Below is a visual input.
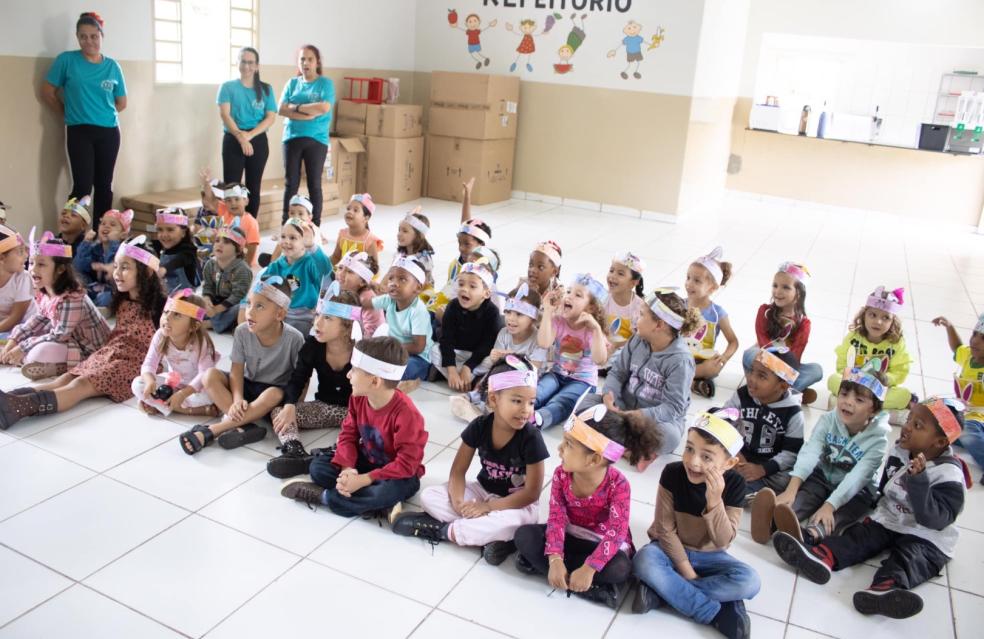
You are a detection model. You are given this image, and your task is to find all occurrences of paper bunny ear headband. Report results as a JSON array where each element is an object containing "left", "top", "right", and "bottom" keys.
[
  {"left": 252, "top": 275, "right": 291, "bottom": 309},
  {"left": 488, "top": 355, "right": 538, "bottom": 392},
  {"left": 28, "top": 227, "right": 72, "bottom": 258},
  {"left": 62, "top": 196, "right": 91, "bottom": 226},
  {"left": 866, "top": 286, "right": 905, "bottom": 315},
  {"left": 572, "top": 273, "right": 608, "bottom": 304},
  {"left": 500, "top": 282, "right": 538, "bottom": 319},
  {"left": 924, "top": 396, "right": 965, "bottom": 444},
  {"left": 842, "top": 357, "right": 888, "bottom": 402},
  {"left": 564, "top": 403, "right": 625, "bottom": 462},
  {"left": 694, "top": 246, "right": 725, "bottom": 285},
  {"left": 974, "top": 313, "right": 984, "bottom": 335},
  {"left": 778, "top": 261, "right": 810, "bottom": 284},
  {"left": 164, "top": 289, "right": 206, "bottom": 321},
  {"left": 339, "top": 250, "right": 374, "bottom": 284},
  {"left": 954, "top": 376, "right": 974, "bottom": 404},
  {"left": 0, "top": 224, "right": 25, "bottom": 254},
  {"left": 691, "top": 408, "right": 744, "bottom": 457},
  {"left": 102, "top": 209, "right": 134, "bottom": 233},
  {"left": 116, "top": 235, "right": 159, "bottom": 271},
  {"left": 317, "top": 280, "right": 364, "bottom": 342}
]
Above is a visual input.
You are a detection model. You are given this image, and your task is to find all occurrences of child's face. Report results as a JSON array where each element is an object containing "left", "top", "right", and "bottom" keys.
[
  {"left": 99, "top": 217, "right": 124, "bottom": 242},
  {"left": 113, "top": 256, "right": 139, "bottom": 293},
  {"left": 224, "top": 195, "right": 246, "bottom": 215},
  {"left": 386, "top": 267, "right": 422, "bottom": 305},
  {"left": 156, "top": 222, "right": 184, "bottom": 249},
  {"left": 344, "top": 201, "right": 369, "bottom": 231},
  {"left": 635, "top": 306, "right": 665, "bottom": 345},
  {"left": 160, "top": 308, "right": 194, "bottom": 338},
  {"left": 504, "top": 309, "right": 534, "bottom": 336},
  {"left": 58, "top": 209, "right": 86, "bottom": 236},
  {"left": 527, "top": 250, "right": 557, "bottom": 293},
  {"left": 279, "top": 224, "right": 305, "bottom": 260},
  {"left": 746, "top": 360, "right": 788, "bottom": 404},
  {"left": 520, "top": 21, "right": 536, "bottom": 34},
  {"left": 29, "top": 255, "right": 57, "bottom": 292},
  {"left": 900, "top": 403, "right": 947, "bottom": 455},
  {"left": 288, "top": 205, "right": 312, "bottom": 222},
  {"left": 557, "top": 432, "right": 598, "bottom": 473},
  {"left": 336, "top": 264, "right": 367, "bottom": 293},
  {"left": 862, "top": 307, "right": 893, "bottom": 342},
  {"left": 682, "top": 430, "right": 737, "bottom": 484},
  {"left": 836, "top": 386, "right": 876, "bottom": 430},
  {"left": 970, "top": 331, "right": 984, "bottom": 365},
  {"left": 397, "top": 221, "right": 416, "bottom": 249},
  {"left": 488, "top": 386, "right": 536, "bottom": 431},
  {"left": 457, "top": 232, "right": 481, "bottom": 260},
  {"left": 456, "top": 272, "right": 489, "bottom": 310},
  {"left": 771, "top": 272, "right": 798, "bottom": 309},
  {"left": 0, "top": 246, "right": 26, "bottom": 275},
  {"left": 607, "top": 262, "right": 635, "bottom": 296},
  {"left": 685, "top": 263, "right": 716, "bottom": 300},
  {"left": 561, "top": 284, "right": 591, "bottom": 321},
  {"left": 212, "top": 237, "right": 238, "bottom": 261},
  {"left": 624, "top": 22, "right": 642, "bottom": 36},
  {"left": 244, "top": 291, "right": 284, "bottom": 333},
  {"left": 465, "top": 15, "right": 480, "bottom": 29},
  {"left": 312, "top": 313, "right": 346, "bottom": 344},
  {"left": 347, "top": 366, "right": 377, "bottom": 397}
]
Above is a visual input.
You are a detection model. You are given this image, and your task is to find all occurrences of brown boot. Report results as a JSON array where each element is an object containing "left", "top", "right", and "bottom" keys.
[{"left": 0, "top": 389, "right": 58, "bottom": 430}]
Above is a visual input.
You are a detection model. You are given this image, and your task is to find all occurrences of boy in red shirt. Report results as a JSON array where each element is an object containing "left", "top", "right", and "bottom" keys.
[{"left": 281, "top": 336, "right": 427, "bottom": 520}]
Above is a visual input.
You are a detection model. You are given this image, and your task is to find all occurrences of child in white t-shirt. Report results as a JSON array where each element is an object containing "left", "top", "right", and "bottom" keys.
[{"left": 0, "top": 225, "right": 34, "bottom": 340}]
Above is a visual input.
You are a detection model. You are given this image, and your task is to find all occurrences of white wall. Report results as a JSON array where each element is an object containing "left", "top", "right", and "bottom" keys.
[
  {"left": 739, "top": 0, "right": 984, "bottom": 96},
  {"left": 691, "top": 0, "right": 749, "bottom": 99}
]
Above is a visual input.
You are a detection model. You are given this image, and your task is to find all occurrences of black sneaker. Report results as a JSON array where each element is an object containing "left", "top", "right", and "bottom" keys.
[
  {"left": 853, "top": 588, "right": 923, "bottom": 619},
  {"left": 515, "top": 553, "right": 538, "bottom": 575},
  {"left": 632, "top": 580, "right": 662, "bottom": 614},
  {"left": 266, "top": 439, "right": 312, "bottom": 479},
  {"left": 391, "top": 512, "right": 445, "bottom": 543},
  {"left": 310, "top": 445, "right": 336, "bottom": 460},
  {"left": 280, "top": 481, "right": 326, "bottom": 510},
  {"left": 772, "top": 532, "right": 832, "bottom": 585},
  {"left": 576, "top": 582, "right": 621, "bottom": 610},
  {"left": 482, "top": 540, "right": 516, "bottom": 566},
  {"left": 710, "top": 601, "right": 751, "bottom": 639}
]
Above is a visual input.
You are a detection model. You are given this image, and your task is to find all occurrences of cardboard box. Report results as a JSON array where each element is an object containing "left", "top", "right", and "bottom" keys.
[
  {"left": 356, "top": 135, "right": 370, "bottom": 193},
  {"left": 368, "top": 136, "right": 423, "bottom": 205},
  {"left": 365, "top": 104, "right": 423, "bottom": 138},
  {"left": 335, "top": 100, "right": 368, "bottom": 136},
  {"left": 328, "top": 136, "right": 365, "bottom": 203},
  {"left": 426, "top": 135, "right": 515, "bottom": 205},
  {"left": 429, "top": 72, "right": 519, "bottom": 140}
]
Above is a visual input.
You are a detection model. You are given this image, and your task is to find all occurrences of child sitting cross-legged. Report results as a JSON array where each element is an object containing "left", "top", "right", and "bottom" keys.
[
  {"left": 752, "top": 360, "right": 890, "bottom": 545},
  {"left": 773, "top": 397, "right": 970, "bottom": 619},
  {"left": 513, "top": 405, "right": 661, "bottom": 610},
  {"left": 392, "top": 355, "right": 548, "bottom": 566},
  {"left": 280, "top": 336, "right": 428, "bottom": 521},
  {"left": 178, "top": 276, "right": 305, "bottom": 454},
  {"left": 201, "top": 226, "right": 252, "bottom": 333},
  {"left": 632, "top": 410, "right": 761, "bottom": 639}
]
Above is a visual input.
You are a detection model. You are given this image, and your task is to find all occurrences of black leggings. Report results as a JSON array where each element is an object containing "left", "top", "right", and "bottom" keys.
[
  {"left": 66, "top": 124, "right": 121, "bottom": 227},
  {"left": 282, "top": 136, "right": 327, "bottom": 225},
  {"left": 222, "top": 131, "right": 269, "bottom": 217},
  {"left": 514, "top": 524, "right": 633, "bottom": 585}
]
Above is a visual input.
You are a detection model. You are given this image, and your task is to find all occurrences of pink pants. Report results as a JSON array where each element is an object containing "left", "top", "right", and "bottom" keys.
[
  {"left": 24, "top": 342, "right": 72, "bottom": 364},
  {"left": 420, "top": 481, "right": 540, "bottom": 547}
]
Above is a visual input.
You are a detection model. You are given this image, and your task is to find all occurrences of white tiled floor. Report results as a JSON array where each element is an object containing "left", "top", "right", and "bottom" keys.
[{"left": 1, "top": 191, "right": 983, "bottom": 638}]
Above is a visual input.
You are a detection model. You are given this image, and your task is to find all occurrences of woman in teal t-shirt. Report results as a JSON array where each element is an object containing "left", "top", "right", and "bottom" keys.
[
  {"left": 278, "top": 44, "right": 334, "bottom": 226},
  {"left": 41, "top": 12, "right": 127, "bottom": 228},
  {"left": 216, "top": 47, "right": 277, "bottom": 218}
]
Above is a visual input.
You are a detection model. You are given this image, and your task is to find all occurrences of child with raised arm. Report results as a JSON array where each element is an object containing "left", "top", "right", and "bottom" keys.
[
  {"left": 932, "top": 313, "right": 984, "bottom": 481},
  {"left": 200, "top": 168, "right": 261, "bottom": 267}
]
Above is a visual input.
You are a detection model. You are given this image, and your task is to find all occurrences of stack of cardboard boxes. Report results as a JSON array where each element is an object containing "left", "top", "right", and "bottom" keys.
[
  {"left": 426, "top": 72, "right": 519, "bottom": 205},
  {"left": 334, "top": 100, "right": 424, "bottom": 206}
]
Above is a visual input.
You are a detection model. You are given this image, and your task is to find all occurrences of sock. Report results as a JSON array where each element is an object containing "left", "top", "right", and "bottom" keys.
[
  {"left": 869, "top": 578, "right": 896, "bottom": 592},
  {"left": 439, "top": 523, "right": 451, "bottom": 541},
  {"left": 319, "top": 489, "right": 330, "bottom": 506},
  {"left": 809, "top": 544, "right": 836, "bottom": 569}
]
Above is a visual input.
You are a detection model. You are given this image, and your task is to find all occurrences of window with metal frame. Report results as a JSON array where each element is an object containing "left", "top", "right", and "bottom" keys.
[{"left": 154, "top": 0, "right": 258, "bottom": 84}]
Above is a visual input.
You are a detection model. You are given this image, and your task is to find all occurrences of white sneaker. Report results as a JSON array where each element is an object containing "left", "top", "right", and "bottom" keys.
[{"left": 449, "top": 395, "right": 482, "bottom": 422}]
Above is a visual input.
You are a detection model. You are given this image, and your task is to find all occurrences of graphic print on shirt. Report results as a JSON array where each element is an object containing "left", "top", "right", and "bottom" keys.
[
  {"left": 558, "top": 334, "right": 586, "bottom": 376},
  {"left": 285, "top": 274, "right": 301, "bottom": 293},
  {"left": 737, "top": 406, "right": 785, "bottom": 453},
  {"left": 627, "top": 365, "right": 665, "bottom": 402},
  {"left": 481, "top": 456, "right": 526, "bottom": 492},
  {"left": 848, "top": 337, "right": 896, "bottom": 366},
  {"left": 357, "top": 424, "right": 390, "bottom": 467},
  {"left": 821, "top": 431, "right": 865, "bottom": 472}
]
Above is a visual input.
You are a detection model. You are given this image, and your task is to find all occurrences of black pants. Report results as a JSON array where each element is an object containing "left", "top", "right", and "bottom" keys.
[
  {"left": 66, "top": 124, "right": 121, "bottom": 227},
  {"left": 820, "top": 518, "right": 948, "bottom": 589},
  {"left": 514, "top": 524, "right": 632, "bottom": 585},
  {"left": 222, "top": 131, "right": 269, "bottom": 217},
  {"left": 282, "top": 136, "right": 327, "bottom": 225}
]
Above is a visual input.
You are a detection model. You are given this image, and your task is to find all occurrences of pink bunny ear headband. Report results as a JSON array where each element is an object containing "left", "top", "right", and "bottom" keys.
[
  {"left": 350, "top": 193, "right": 376, "bottom": 215},
  {"left": 866, "top": 286, "right": 904, "bottom": 315},
  {"left": 155, "top": 207, "right": 188, "bottom": 227},
  {"left": 164, "top": 288, "right": 206, "bottom": 321},
  {"left": 0, "top": 224, "right": 25, "bottom": 254},
  {"left": 614, "top": 251, "right": 646, "bottom": 274},
  {"left": 488, "top": 355, "right": 538, "bottom": 392},
  {"left": 694, "top": 246, "right": 724, "bottom": 285},
  {"left": 103, "top": 209, "right": 134, "bottom": 233},
  {"left": 459, "top": 219, "right": 491, "bottom": 244},
  {"left": 116, "top": 235, "right": 160, "bottom": 271},
  {"left": 28, "top": 227, "right": 72, "bottom": 258},
  {"left": 339, "top": 250, "right": 374, "bottom": 284},
  {"left": 778, "top": 261, "right": 810, "bottom": 284}
]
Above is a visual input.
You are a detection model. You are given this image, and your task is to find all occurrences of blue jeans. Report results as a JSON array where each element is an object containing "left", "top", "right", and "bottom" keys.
[
  {"left": 402, "top": 354, "right": 430, "bottom": 381},
  {"left": 534, "top": 372, "right": 592, "bottom": 429},
  {"left": 741, "top": 346, "right": 823, "bottom": 392},
  {"left": 634, "top": 542, "right": 761, "bottom": 624},
  {"left": 309, "top": 450, "right": 421, "bottom": 517},
  {"left": 955, "top": 417, "right": 984, "bottom": 471},
  {"left": 210, "top": 305, "right": 240, "bottom": 333}
]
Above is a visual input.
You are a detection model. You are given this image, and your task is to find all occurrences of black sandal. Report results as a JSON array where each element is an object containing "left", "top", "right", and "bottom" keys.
[
  {"left": 217, "top": 423, "right": 267, "bottom": 449},
  {"left": 692, "top": 378, "right": 715, "bottom": 399},
  {"left": 179, "top": 424, "right": 214, "bottom": 455}
]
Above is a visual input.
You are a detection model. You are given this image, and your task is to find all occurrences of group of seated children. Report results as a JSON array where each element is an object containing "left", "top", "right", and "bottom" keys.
[{"left": 0, "top": 178, "right": 979, "bottom": 638}]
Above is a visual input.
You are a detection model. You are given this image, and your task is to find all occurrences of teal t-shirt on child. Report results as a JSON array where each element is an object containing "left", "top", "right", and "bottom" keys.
[
  {"left": 280, "top": 75, "right": 335, "bottom": 145},
  {"left": 45, "top": 50, "right": 127, "bottom": 127},
  {"left": 371, "top": 295, "right": 434, "bottom": 362},
  {"left": 263, "top": 248, "right": 333, "bottom": 310},
  {"left": 216, "top": 80, "right": 277, "bottom": 131}
]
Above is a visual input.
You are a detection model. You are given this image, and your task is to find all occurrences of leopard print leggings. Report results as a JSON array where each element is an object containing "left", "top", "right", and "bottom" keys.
[{"left": 271, "top": 401, "right": 348, "bottom": 444}]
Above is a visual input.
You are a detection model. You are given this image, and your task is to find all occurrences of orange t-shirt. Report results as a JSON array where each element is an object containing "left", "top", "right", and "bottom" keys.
[{"left": 217, "top": 201, "right": 260, "bottom": 266}]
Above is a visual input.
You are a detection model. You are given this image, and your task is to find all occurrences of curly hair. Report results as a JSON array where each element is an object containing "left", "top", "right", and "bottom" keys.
[
  {"left": 650, "top": 291, "right": 702, "bottom": 336},
  {"left": 849, "top": 304, "right": 903, "bottom": 343},
  {"left": 765, "top": 279, "right": 807, "bottom": 342},
  {"left": 586, "top": 410, "right": 662, "bottom": 466},
  {"left": 111, "top": 255, "right": 167, "bottom": 323},
  {"left": 691, "top": 258, "right": 733, "bottom": 287},
  {"left": 584, "top": 295, "right": 609, "bottom": 338}
]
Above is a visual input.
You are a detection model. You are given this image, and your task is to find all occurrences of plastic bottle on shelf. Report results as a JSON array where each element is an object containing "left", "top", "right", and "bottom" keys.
[{"left": 817, "top": 101, "right": 828, "bottom": 139}]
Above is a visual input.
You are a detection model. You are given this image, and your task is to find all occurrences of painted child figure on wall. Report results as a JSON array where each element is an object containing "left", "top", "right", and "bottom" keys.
[
  {"left": 507, "top": 19, "right": 544, "bottom": 73},
  {"left": 607, "top": 20, "right": 650, "bottom": 80},
  {"left": 451, "top": 12, "right": 497, "bottom": 70},
  {"left": 554, "top": 13, "right": 588, "bottom": 74}
]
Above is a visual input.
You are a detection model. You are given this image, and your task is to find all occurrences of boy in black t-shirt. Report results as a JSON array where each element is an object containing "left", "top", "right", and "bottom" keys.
[{"left": 392, "top": 356, "right": 548, "bottom": 565}]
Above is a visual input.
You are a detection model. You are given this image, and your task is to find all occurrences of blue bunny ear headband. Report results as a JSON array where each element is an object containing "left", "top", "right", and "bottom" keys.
[
  {"left": 317, "top": 280, "right": 364, "bottom": 341},
  {"left": 499, "top": 282, "right": 539, "bottom": 319},
  {"left": 572, "top": 273, "right": 608, "bottom": 304},
  {"left": 252, "top": 275, "right": 291, "bottom": 309},
  {"left": 842, "top": 356, "right": 888, "bottom": 402}
]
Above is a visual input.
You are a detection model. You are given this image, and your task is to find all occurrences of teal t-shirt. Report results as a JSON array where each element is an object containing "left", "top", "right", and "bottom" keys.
[
  {"left": 216, "top": 79, "right": 277, "bottom": 132},
  {"left": 371, "top": 295, "right": 434, "bottom": 362},
  {"left": 280, "top": 76, "right": 334, "bottom": 145},
  {"left": 45, "top": 50, "right": 126, "bottom": 127},
  {"left": 263, "top": 247, "right": 333, "bottom": 310}
]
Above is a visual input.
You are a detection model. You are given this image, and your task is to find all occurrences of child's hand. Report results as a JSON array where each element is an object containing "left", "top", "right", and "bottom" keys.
[
  {"left": 462, "top": 177, "right": 476, "bottom": 196},
  {"left": 679, "top": 564, "right": 699, "bottom": 581},
  {"left": 775, "top": 488, "right": 797, "bottom": 506},
  {"left": 273, "top": 404, "right": 296, "bottom": 434},
  {"left": 577, "top": 311, "right": 598, "bottom": 329},
  {"left": 568, "top": 564, "right": 596, "bottom": 593},
  {"left": 908, "top": 452, "right": 927, "bottom": 475},
  {"left": 547, "top": 557, "right": 569, "bottom": 591},
  {"left": 931, "top": 316, "right": 950, "bottom": 328},
  {"left": 143, "top": 378, "right": 157, "bottom": 399},
  {"left": 228, "top": 398, "right": 249, "bottom": 422},
  {"left": 199, "top": 167, "right": 212, "bottom": 186},
  {"left": 736, "top": 462, "right": 766, "bottom": 482},
  {"left": 5, "top": 346, "right": 24, "bottom": 366},
  {"left": 157, "top": 267, "right": 167, "bottom": 278},
  {"left": 603, "top": 391, "right": 622, "bottom": 413},
  {"left": 446, "top": 366, "right": 462, "bottom": 390},
  {"left": 459, "top": 500, "right": 491, "bottom": 519},
  {"left": 459, "top": 366, "right": 473, "bottom": 389},
  {"left": 138, "top": 401, "right": 160, "bottom": 415},
  {"left": 607, "top": 49, "right": 617, "bottom": 58},
  {"left": 809, "top": 502, "right": 836, "bottom": 535},
  {"left": 489, "top": 348, "right": 508, "bottom": 362},
  {"left": 84, "top": 229, "right": 96, "bottom": 242},
  {"left": 703, "top": 466, "right": 725, "bottom": 511},
  {"left": 167, "top": 387, "right": 191, "bottom": 412}
]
